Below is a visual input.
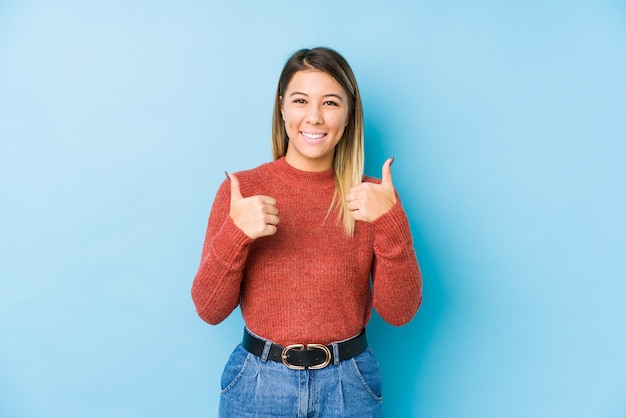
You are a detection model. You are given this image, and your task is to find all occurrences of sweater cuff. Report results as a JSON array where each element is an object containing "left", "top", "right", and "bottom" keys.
[
  {"left": 210, "top": 216, "right": 254, "bottom": 265},
  {"left": 372, "top": 202, "right": 414, "bottom": 250}
]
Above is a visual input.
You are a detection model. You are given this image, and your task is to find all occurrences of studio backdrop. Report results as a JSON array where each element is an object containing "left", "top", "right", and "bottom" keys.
[{"left": 1, "top": 1, "right": 625, "bottom": 417}]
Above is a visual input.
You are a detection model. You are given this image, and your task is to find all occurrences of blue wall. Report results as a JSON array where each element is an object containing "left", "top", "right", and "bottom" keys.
[{"left": 1, "top": 1, "right": 625, "bottom": 417}]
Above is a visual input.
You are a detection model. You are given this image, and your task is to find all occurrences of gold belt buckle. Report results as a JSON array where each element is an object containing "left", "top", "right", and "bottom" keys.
[{"left": 281, "top": 343, "right": 332, "bottom": 370}]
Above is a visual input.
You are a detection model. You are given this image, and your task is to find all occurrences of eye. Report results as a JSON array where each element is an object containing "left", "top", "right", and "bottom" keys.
[
  {"left": 292, "top": 98, "right": 306, "bottom": 104},
  {"left": 324, "top": 100, "right": 339, "bottom": 106}
]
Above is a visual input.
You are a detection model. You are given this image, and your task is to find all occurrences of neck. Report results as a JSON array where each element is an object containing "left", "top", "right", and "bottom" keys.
[{"left": 284, "top": 154, "right": 334, "bottom": 172}]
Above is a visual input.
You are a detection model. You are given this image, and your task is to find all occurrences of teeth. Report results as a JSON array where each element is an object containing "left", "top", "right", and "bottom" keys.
[{"left": 302, "top": 132, "right": 325, "bottom": 139}]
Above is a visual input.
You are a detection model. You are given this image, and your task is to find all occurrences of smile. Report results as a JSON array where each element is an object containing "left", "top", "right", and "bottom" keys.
[{"left": 301, "top": 131, "right": 327, "bottom": 144}]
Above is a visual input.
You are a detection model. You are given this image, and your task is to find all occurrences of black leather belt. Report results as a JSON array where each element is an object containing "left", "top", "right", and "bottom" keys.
[{"left": 242, "top": 328, "right": 368, "bottom": 370}]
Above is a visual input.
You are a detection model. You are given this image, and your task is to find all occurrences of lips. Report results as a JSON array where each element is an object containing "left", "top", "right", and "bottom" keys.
[{"left": 300, "top": 131, "right": 327, "bottom": 144}]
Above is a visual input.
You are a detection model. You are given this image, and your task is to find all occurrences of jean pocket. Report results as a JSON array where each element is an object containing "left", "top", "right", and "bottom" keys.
[
  {"left": 350, "top": 348, "right": 383, "bottom": 401},
  {"left": 220, "top": 344, "right": 252, "bottom": 394}
]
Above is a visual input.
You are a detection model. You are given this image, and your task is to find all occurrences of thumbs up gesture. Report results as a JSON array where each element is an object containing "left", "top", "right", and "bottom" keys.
[
  {"left": 346, "top": 157, "right": 397, "bottom": 223},
  {"left": 226, "top": 172, "right": 279, "bottom": 239}
]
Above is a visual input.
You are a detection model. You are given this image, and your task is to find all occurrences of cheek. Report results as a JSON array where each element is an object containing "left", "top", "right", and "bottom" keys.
[
  {"left": 282, "top": 111, "right": 299, "bottom": 138},
  {"left": 332, "top": 113, "right": 350, "bottom": 133},
  {"left": 337, "top": 126, "right": 347, "bottom": 142},
  {"left": 282, "top": 108, "right": 299, "bottom": 127}
]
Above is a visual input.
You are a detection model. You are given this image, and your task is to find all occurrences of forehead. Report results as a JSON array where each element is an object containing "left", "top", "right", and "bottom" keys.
[{"left": 285, "top": 70, "right": 347, "bottom": 96}]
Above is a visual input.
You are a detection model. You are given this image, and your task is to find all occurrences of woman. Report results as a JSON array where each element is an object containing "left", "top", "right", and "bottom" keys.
[{"left": 192, "top": 47, "right": 422, "bottom": 417}]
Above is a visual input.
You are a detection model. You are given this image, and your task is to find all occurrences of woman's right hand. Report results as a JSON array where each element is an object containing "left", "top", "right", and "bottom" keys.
[{"left": 226, "top": 172, "right": 279, "bottom": 239}]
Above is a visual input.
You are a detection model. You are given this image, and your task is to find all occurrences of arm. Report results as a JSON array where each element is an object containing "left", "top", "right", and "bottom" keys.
[
  {"left": 371, "top": 200, "right": 423, "bottom": 326},
  {"left": 191, "top": 180, "right": 254, "bottom": 324},
  {"left": 346, "top": 157, "right": 422, "bottom": 324}
]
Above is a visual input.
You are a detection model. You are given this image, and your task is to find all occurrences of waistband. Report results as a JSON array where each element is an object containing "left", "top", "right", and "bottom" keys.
[{"left": 241, "top": 328, "right": 368, "bottom": 370}]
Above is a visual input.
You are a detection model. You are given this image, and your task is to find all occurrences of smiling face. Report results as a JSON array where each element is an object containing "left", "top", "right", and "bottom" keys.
[{"left": 281, "top": 70, "right": 350, "bottom": 172}]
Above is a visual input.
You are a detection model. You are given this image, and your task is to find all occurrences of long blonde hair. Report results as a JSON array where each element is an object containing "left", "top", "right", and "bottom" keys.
[{"left": 271, "top": 47, "right": 364, "bottom": 236}]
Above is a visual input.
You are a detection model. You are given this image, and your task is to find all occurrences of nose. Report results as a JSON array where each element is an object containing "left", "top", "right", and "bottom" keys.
[{"left": 306, "top": 104, "right": 323, "bottom": 125}]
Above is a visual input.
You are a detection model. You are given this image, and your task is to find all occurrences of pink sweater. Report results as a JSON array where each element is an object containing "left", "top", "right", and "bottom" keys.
[{"left": 191, "top": 157, "right": 422, "bottom": 346}]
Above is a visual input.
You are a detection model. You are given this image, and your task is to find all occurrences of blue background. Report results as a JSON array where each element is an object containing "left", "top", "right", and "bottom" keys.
[{"left": 1, "top": 1, "right": 625, "bottom": 417}]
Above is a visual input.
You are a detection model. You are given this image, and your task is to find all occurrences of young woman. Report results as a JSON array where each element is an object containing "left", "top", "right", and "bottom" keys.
[{"left": 192, "top": 47, "right": 422, "bottom": 417}]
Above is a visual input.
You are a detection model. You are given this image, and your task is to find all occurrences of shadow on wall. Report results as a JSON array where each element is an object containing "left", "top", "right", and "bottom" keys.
[{"left": 364, "top": 116, "right": 448, "bottom": 416}]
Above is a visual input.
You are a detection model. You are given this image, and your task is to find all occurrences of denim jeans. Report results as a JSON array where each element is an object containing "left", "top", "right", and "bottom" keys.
[{"left": 218, "top": 343, "right": 383, "bottom": 417}]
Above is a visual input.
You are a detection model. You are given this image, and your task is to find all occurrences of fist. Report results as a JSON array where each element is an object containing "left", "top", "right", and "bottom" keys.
[
  {"left": 226, "top": 172, "right": 279, "bottom": 239},
  {"left": 346, "top": 157, "right": 397, "bottom": 222}
]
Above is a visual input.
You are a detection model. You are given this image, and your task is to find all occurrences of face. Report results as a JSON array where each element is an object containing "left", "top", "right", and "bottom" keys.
[{"left": 281, "top": 70, "right": 350, "bottom": 172}]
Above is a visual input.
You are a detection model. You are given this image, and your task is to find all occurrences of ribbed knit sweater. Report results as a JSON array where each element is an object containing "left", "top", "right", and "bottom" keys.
[{"left": 191, "top": 157, "right": 422, "bottom": 346}]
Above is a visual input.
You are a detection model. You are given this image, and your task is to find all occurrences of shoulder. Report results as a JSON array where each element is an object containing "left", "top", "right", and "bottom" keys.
[
  {"left": 232, "top": 160, "right": 275, "bottom": 182},
  {"left": 223, "top": 160, "right": 277, "bottom": 196}
]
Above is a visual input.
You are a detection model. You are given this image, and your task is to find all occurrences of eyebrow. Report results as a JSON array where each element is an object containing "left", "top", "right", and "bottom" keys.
[{"left": 288, "top": 92, "right": 345, "bottom": 101}]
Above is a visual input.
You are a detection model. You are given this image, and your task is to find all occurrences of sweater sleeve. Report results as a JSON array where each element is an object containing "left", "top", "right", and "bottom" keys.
[
  {"left": 370, "top": 196, "right": 423, "bottom": 326},
  {"left": 191, "top": 179, "right": 254, "bottom": 325}
]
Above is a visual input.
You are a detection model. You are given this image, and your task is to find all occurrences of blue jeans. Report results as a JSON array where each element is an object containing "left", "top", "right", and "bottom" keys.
[{"left": 218, "top": 343, "right": 383, "bottom": 417}]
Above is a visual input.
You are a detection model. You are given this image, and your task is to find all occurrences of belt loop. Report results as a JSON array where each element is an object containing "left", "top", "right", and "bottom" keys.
[
  {"left": 261, "top": 340, "right": 272, "bottom": 362},
  {"left": 331, "top": 342, "right": 340, "bottom": 366}
]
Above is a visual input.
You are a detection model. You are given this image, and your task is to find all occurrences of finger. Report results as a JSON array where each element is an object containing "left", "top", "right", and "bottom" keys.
[
  {"left": 262, "top": 224, "right": 278, "bottom": 237},
  {"left": 264, "top": 205, "right": 279, "bottom": 216},
  {"left": 346, "top": 200, "right": 361, "bottom": 211},
  {"left": 350, "top": 209, "right": 365, "bottom": 221},
  {"left": 381, "top": 157, "right": 394, "bottom": 186},
  {"left": 349, "top": 183, "right": 367, "bottom": 193},
  {"left": 264, "top": 214, "right": 280, "bottom": 225},
  {"left": 346, "top": 189, "right": 366, "bottom": 202},
  {"left": 226, "top": 171, "right": 244, "bottom": 203},
  {"left": 259, "top": 195, "right": 277, "bottom": 206},
  {"left": 349, "top": 183, "right": 373, "bottom": 195}
]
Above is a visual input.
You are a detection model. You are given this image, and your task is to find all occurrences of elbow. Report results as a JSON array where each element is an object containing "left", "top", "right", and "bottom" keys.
[
  {"left": 197, "top": 309, "right": 226, "bottom": 326},
  {"left": 379, "top": 293, "right": 422, "bottom": 327},
  {"left": 191, "top": 289, "right": 226, "bottom": 325},
  {"left": 193, "top": 298, "right": 228, "bottom": 325},
  {"left": 191, "top": 287, "right": 236, "bottom": 325},
  {"left": 383, "top": 312, "right": 414, "bottom": 327}
]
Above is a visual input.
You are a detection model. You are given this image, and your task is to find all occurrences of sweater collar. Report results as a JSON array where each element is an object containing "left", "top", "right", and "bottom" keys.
[{"left": 272, "top": 157, "right": 335, "bottom": 190}]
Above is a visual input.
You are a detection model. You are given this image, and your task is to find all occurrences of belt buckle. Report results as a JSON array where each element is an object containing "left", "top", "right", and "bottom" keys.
[{"left": 281, "top": 343, "right": 332, "bottom": 370}]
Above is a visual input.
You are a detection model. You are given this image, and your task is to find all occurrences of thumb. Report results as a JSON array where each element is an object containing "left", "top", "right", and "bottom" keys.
[
  {"left": 381, "top": 156, "right": 394, "bottom": 186},
  {"left": 226, "top": 171, "right": 244, "bottom": 203}
]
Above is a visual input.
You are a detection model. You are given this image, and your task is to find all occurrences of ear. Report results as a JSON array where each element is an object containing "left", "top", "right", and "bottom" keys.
[{"left": 279, "top": 96, "right": 285, "bottom": 120}]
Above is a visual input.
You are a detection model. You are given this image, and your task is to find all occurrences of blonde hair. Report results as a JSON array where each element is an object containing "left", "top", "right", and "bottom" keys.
[{"left": 271, "top": 47, "right": 364, "bottom": 236}]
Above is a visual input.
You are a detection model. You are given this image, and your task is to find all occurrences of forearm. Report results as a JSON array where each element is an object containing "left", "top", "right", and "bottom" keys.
[
  {"left": 191, "top": 181, "right": 254, "bottom": 324},
  {"left": 191, "top": 217, "right": 252, "bottom": 324},
  {"left": 371, "top": 202, "right": 423, "bottom": 325}
]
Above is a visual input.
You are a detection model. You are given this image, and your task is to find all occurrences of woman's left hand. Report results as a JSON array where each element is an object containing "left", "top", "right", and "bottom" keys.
[{"left": 346, "top": 157, "right": 397, "bottom": 223}]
